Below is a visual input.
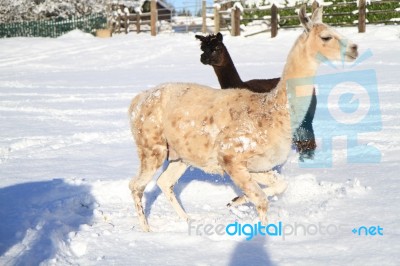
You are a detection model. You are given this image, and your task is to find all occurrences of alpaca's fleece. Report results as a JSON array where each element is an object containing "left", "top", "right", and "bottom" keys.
[{"left": 129, "top": 83, "right": 292, "bottom": 174}]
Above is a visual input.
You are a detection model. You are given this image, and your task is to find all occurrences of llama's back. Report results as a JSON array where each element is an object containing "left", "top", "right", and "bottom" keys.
[
  {"left": 165, "top": 83, "right": 290, "bottom": 172},
  {"left": 244, "top": 78, "right": 281, "bottom": 93},
  {"left": 128, "top": 83, "right": 218, "bottom": 149}
]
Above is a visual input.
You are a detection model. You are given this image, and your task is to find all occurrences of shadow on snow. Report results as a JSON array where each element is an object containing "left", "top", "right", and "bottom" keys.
[
  {"left": 229, "top": 236, "right": 274, "bottom": 266},
  {"left": 143, "top": 160, "right": 284, "bottom": 217},
  {"left": 144, "top": 160, "right": 241, "bottom": 217},
  {"left": 0, "top": 179, "right": 94, "bottom": 264}
]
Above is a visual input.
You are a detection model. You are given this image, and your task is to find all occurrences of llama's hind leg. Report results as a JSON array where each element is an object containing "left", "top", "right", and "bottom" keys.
[
  {"left": 130, "top": 146, "right": 167, "bottom": 232},
  {"left": 130, "top": 171, "right": 154, "bottom": 232},
  {"left": 228, "top": 171, "right": 287, "bottom": 207},
  {"left": 224, "top": 163, "right": 269, "bottom": 225},
  {"left": 156, "top": 161, "right": 189, "bottom": 221}
]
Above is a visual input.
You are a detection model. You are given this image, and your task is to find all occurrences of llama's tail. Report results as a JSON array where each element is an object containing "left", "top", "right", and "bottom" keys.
[{"left": 128, "top": 93, "right": 144, "bottom": 123}]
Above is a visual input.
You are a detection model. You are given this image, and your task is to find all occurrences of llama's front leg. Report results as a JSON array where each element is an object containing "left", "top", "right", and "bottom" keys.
[
  {"left": 295, "top": 92, "right": 317, "bottom": 160},
  {"left": 156, "top": 161, "right": 190, "bottom": 221},
  {"left": 223, "top": 162, "right": 268, "bottom": 225},
  {"left": 228, "top": 171, "right": 288, "bottom": 207}
]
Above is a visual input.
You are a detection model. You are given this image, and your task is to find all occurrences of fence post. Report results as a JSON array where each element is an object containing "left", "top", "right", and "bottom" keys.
[
  {"left": 214, "top": 5, "right": 220, "bottom": 33},
  {"left": 123, "top": 13, "right": 128, "bottom": 34},
  {"left": 312, "top": 0, "right": 319, "bottom": 12},
  {"left": 202, "top": 0, "right": 207, "bottom": 33},
  {"left": 358, "top": 0, "right": 366, "bottom": 33},
  {"left": 117, "top": 15, "right": 121, "bottom": 33},
  {"left": 271, "top": 4, "right": 278, "bottom": 38},
  {"left": 136, "top": 14, "right": 141, "bottom": 34},
  {"left": 231, "top": 5, "right": 240, "bottom": 36},
  {"left": 151, "top": 0, "right": 157, "bottom": 36}
]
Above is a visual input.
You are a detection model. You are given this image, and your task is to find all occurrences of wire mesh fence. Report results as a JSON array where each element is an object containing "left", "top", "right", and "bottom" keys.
[{"left": 0, "top": 14, "right": 106, "bottom": 38}]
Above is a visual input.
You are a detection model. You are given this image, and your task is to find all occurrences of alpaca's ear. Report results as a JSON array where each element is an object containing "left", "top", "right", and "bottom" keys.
[
  {"left": 299, "top": 5, "right": 313, "bottom": 32},
  {"left": 311, "top": 6, "right": 323, "bottom": 24},
  {"left": 195, "top": 35, "right": 204, "bottom": 41},
  {"left": 216, "top": 32, "right": 223, "bottom": 42}
]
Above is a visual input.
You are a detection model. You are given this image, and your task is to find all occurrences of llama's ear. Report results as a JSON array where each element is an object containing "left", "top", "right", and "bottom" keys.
[
  {"left": 311, "top": 6, "right": 323, "bottom": 24},
  {"left": 195, "top": 35, "right": 204, "bottom": 41},
  {"left": 299, "top": 5, "right": 313, "bottom": 32},
  {"left": 216, "top": 32, "right": 223, "bottom": 42}
]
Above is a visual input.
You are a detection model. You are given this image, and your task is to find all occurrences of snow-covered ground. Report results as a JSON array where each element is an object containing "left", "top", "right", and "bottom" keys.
[{"left": 0, "top": 26, "right": 399, "bottom": 265}]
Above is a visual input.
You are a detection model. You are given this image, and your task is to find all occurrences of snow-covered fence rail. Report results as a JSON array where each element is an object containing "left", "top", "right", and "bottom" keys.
[
  {"left": 241, "top": 0, "right": 399, "bottom": 28},
  {"left": 0, "top": 14, "right": 106, "bottom": 38},
  {"left": 206, "top": 0, "right": 399, "bottom": 37},
  {"left": 316, "top": 0, "right": 399, "bottom": 28},
  {"left": 109, "top": 0, "right": 172, "bottom": 36}
]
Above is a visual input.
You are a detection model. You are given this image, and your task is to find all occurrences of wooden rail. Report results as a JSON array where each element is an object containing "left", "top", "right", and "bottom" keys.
[{"left": 201, "top": 0, "right": 399, "bottom": 38}]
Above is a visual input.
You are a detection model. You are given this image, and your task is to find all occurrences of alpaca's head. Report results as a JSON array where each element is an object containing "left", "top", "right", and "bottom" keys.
[
  {"left": 195, "top": 33, "right": 228, "bottom": 66},
  {"left": 299, "top": 6, "right": 358, "bottom": 62}
]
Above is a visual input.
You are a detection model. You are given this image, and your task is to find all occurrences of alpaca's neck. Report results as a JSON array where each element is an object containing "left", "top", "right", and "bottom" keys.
[
  {"left": 278, "top": 34, "right": 319, "bottom": 129},
  {"left": 282, "top": 35, "right": 319, "bottom": 80},
  {"left": 212, "top": 49, "right": 245, "bottom": 89}
]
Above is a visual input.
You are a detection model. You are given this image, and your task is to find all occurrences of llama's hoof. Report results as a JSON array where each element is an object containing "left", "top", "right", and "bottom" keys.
[
  {"left": 227, "top": 195, "right": 248, "bottom": 207},
  {"left": 227, "top": 196, "right": 239, "bottom": 207},
  {"left": 178, "top": 212, "right": 191, "bottom": 223},
  {"left": 138, "top": 223, "right": 151, "bottom": 232},
  {"left": 143, "top": 226, "right": 151, "bottom": 232},
  {"left": 260, "top": 218, "right": 268, "bottom": 226},
  {"left": 185, "top": 216, "right": 195, "bottom": 224},
  {"left": 299, "top": 149, "right": 315, "bottom": 161},
  {"left": 139, "top": 228, "right": 151, "bottom": 232}
]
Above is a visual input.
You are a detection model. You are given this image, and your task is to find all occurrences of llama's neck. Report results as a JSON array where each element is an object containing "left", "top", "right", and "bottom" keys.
[
  {"left": 282, "top": 35, "right": 319, "bottom": 80},
  {"left": 278, "top": 34, "right": 319, "bottom": 129},
  {"left": 212, "top": 48, "right": 245, "bottom": 89}
]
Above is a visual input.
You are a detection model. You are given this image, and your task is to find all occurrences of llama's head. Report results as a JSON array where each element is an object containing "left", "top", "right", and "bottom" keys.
[
  {"left": 298, "top": 6, "right": 358, "bottom": 63},
  {"left": 195, "top": 33, "right": 228, "bottom": 66}
]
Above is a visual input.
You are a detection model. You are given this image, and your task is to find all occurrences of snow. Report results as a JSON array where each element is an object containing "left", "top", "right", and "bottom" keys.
[
  {"left": 1, "top": 25, "right": 400, "bottom": 265},
  {"left": 233, "top": 2, "right": 244, "bottom": 12},
  {"left": 244, "top": 0, "right": 320, "bottom": 8},
  {"left": 233, "top": 136, "right": 257, "bottom": 153}
]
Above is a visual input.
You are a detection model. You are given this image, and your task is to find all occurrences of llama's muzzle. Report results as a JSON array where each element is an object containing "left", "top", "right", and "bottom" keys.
[
  {"left": 345, "top": 43, "right": 359, "bottom": 61},
  {"left": 200, "top": 53, "right": 210, "bottom": 65}
]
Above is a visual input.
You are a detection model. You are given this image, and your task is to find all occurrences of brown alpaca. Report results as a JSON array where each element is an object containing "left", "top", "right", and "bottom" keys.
[
  {"left": 128, "top": 6, "right": 358, "bottom": 231},
  {"left": 195, "top": 32, "right": 280, "bottom": 92},
  {"left": 195, "top": 32, "right": 317, "bottom": 159}
]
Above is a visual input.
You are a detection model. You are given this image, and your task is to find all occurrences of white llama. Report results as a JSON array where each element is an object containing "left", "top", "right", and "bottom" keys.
[{"left": 128, "top": 6, "right": 359, "bottom": 232}]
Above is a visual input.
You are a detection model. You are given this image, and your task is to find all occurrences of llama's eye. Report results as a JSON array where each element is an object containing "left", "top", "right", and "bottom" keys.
[{"left": 321, "top": 36, "right": 332, "bottom": 42}]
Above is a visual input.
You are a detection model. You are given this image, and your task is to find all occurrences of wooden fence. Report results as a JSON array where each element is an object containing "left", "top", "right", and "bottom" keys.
[
  {"left": 0, "top": 14, "right": 106, "bottom": 38},
  {"left": 109, "top": 0, "right": 173, "bottom": 36},
  {"left": 126, "top": 0, "right": 399, "bottom": 36},
  {"left": 203, "top": 0, "right": 400, "bottom": 37},
  {"left": 0, "top": 0, "right": 398, "bottom": 38}
]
